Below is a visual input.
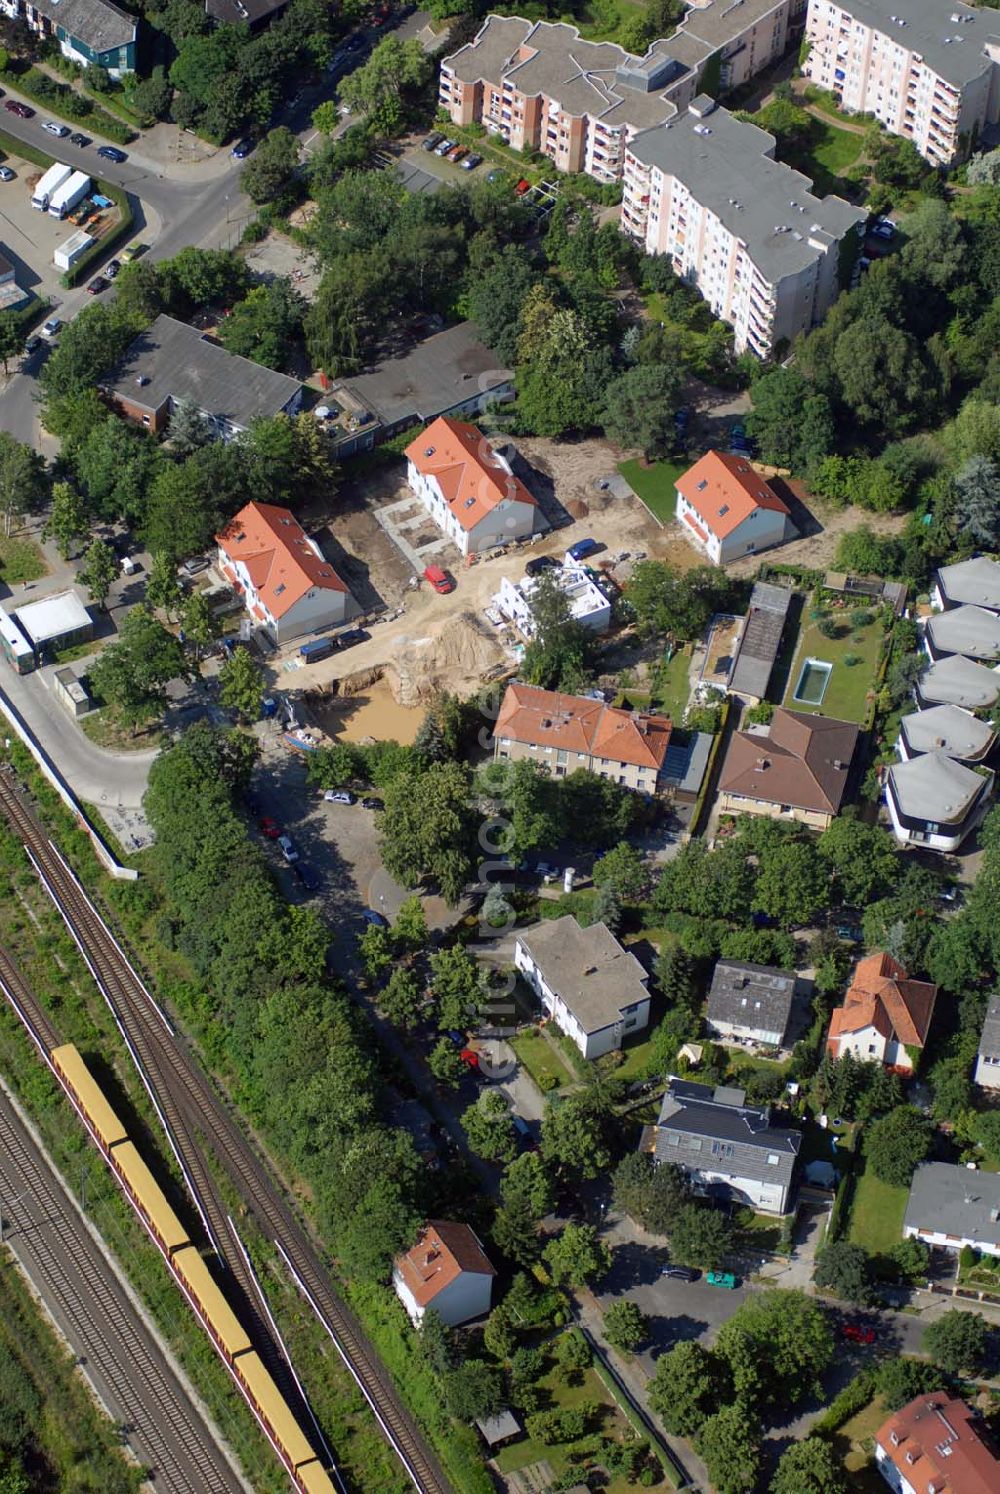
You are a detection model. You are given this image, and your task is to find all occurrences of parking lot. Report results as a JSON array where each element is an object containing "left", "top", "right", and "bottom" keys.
[{"left": 0, "top": 143, "right": 121, "bottom": 311}]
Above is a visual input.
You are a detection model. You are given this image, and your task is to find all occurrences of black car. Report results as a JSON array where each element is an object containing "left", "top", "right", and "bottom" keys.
[
  {"left": 422, "top": 132, "right": 443, "bottom": 151},
  {"left": 335, "top": 628, "right": 369, "bottom": 650},
  {"left": 231, "top": 137, "right": 255, "bottom": 160},
  {"left": 295, "top": 863, "right": 321, "bottom": 892},
  {"left": 661, "top": 1264, "right": 699, "bottom": 1282},
  {"left": 361, "top": 797, "right": 384, "bottom": 811},
  {"left": 525, "top": 554, "right": 560, "bottom": 578},
  {"left": 104, "top": 258, "right": 121, "bottom": 279},
  {"left": 97, "top": 145, "right": 127, "bottom": 163},
  {"left": 70, "top": 131, "right": 91, "bottom": 147}
]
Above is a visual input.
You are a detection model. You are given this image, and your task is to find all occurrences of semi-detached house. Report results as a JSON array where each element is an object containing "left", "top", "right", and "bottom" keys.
[
  {"left": 216, "top": 502, "right": 351, "bottom": 646},
  {"left": 514, "top": 916, "right": 651, "bottom": 1059},
  {"left": 404, "top": 418, "right": 538, "bottom": 557},
  {"left": 495, "top": 681, "right": 672, "bottom": 793},
  {"left": 675, "top": 449, "right": 793, "bottom": 563}
]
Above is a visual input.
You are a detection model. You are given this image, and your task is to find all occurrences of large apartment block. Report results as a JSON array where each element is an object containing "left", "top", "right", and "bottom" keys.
[
  {"left": 440, "top": 0, "right": 807, "bottom": 182},
  {"left": 803, "top": 0, "right": 1000, "bottom": 164},
  {"left": 622, "top": 97, "right": 864, "bottom": 355}
]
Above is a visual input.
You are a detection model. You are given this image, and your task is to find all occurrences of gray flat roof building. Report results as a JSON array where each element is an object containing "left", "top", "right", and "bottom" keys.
[
  {"left": 899, "top": 704, "right": 996, "bottom": 764},
  {"left": 935, "top": 556, "right": 1000, "bottom": 612},
  {"left": 925, "top": 605, "right": 1000, "bottom": 663},
  {"left": 830, "top": 0, "right": 1000, "bottom": 90},
  {"left": 14, "top": 589, "right": 92, "bottom": 648},
  {"left": 888, "top": 752, "right": 992, "bottom": 824},
  {"left": 515, "top": 917, "right": 650, "bottom": 1036},
  {"left": 707, "top": 960, "right": 795, "bottom": 1046},
  {"left": 728, "top": 581, "right": 793, "bottom": 699},
  {"left": 905, "top": 1161, "right": 1000, "bottom": 1254},
  {"left": 917, "top": 655, "right": 1000, "bottom": 711}
]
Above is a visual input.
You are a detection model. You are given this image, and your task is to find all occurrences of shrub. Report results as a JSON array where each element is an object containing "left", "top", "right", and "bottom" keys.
[
  {"left": 849, "top": 608, "right": 874, "bottom": 628},
  {"left": 844, "top": 653, "right": 862, "bottom": 667},
  {"left": 817, "top": 615, "right": 840, "bottom": 639},
  {"left": 960, "top": 1244, "right": 979, "bottom": 1273}
]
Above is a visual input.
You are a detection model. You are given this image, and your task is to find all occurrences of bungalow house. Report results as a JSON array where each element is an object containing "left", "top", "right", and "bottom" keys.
[
  {"left": 827, "top": 952, "right": 937, "bottom": 1074},
  {"left": 717, "top": 707, "right": 858, "bottom": 830},
  {"left": 1, "top": 0, "right": 137, "bottom": 74},
  {"left": 514, "top": 916, "right": 651, "bottom": 1060},
  {"left": 494, "top": 682, "right": 672, "bottom": 793},
  {"left": 649, "top": 1078, "right": 801, "bottom": 1216},
  {"left": 923, "top": 605, "right": 1000, "bottom": 665},
  {"left": 706, "top": 960, "right": 796, "bottom": 1049},
  {"left": 392, "top": 1221, "right": 495, "bottom": 1327},
  {"left": 875, "top": 1393, "right": 1000, "bottom": 1493},
  {"left": 904, "top": 1163, "right": 1000, "bottom": 1259},
  {"left": 885, "top": 752, "right": 993, "bottom": 854},
  {"left": 216, "top": 502, "right": 351, "bottom": 646},
  {"left": 916, "top": 654, "right": 1000, "bottom": 713},
  {"left": 974, "top": 996, "right": 1000, "bottom": 1093},
  {"left": 932, "top": 555, "right": 1000, "bottom": 614},
  {"left": 897, "top": 704, "right": 996, "bottom": 765},
  {"left": 727, "top": 581, "right": 793, "bottom": 702},
  {"left": 674, "top": 450, "right": 794, "bottom": 566},
  {"left": 403, "top": 417, "right": 539, "bottom": 556}
]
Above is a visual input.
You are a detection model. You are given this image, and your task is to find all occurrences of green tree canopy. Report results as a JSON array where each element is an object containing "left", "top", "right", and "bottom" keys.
[
  {"left": 922, "top": 1310, "right": 987, "bottom": 1374},
  {"left": 218, "top": 645, "right": 264, "bottom": 723},
  {"left": 714, "top": 1289, "right": 834, "bottom": 1409},
  {"left": 647, "top": 1340, "right": 726, "bottom": 1436},
  {"left": 813, "top": 1240, "right": 875, "bottom": 1304},
  {"left": 379, "top": 761, "right": 477, "bottom": 904},
  {"left": 865, "top": 1106, "right": 932, "bottom": 1187},
  {"left": 543, "top": 1223, "right": 612, "bottom": 1287},
  {"left": 461, "top": 1090, "right": 518, "bottom": 1164},
  {"left": 90, "top": 605, "right": 186, "bottom": 730},
  {"left": 695, "top": 1404, "right": 762, "bottom": 1494},
  {"left": 770, "top": 1437, "right": 847, "bottom": 1494}
]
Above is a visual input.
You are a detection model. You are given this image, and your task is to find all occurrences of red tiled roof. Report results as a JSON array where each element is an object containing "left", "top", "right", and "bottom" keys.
[
  {"left": 404, "top": 417, "right": 536, "bottom": 533},
  {"left": 496, "top": 682, "right": 671, "bottom": 771},
  {"left": 876, "top": 1394, "right": 1000, "bottom": 1494},
  {"left": 675, "top": 450, "right": 789, "bottom": 540},
  {"left": 829, "top": 952, "right": 937, "bottom": 1051},
  {"left": 216, "top": 502, "right": 346, "bottom": 620},
  {"left": 394, "top": 1221, "right": 495, "bottom": 1309}
]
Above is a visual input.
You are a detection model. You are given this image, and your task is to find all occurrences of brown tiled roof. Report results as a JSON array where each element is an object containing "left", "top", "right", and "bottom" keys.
[
  {"left": 829, "top": 952, "right": 937, "bottom": 1050},
  {"left": 496, "top": 682, "right": 671, "bottom": 771},
  {"left": 675, "top": 450, "right": 789, "bottom": 540},
  {"left": 718, "top": 708, "right": 857, "bottom": 815},
  {"left": 876, "top": 1394, "right": 1000, "bottom": 1494},
  {"left": 394, "top": 1221, "right": 495, "bottom": 1309}
]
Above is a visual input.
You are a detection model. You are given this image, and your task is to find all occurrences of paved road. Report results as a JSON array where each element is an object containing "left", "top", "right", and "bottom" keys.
[{"left": 0, "top": 1078, "right": 247, "bottom": 1494}]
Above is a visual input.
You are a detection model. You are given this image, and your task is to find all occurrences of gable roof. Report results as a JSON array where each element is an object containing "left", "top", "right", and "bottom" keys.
[
  {"left": 516, "top": 917, "right": 650, "bottom": 1034},
  {"left": 877, "top": 1392, "right": 1000, "bottom": 1494},
  {"left": 979, "top": 996, "right": 1000, "bottom": 1065},
  {"left": 719, "top": 707, "right": 858, "bottom": 815},
  {"left": 217, "top": 503, "right": 347, "bottom": 620},
  {"left": 936, "top": 556, "right": 1000, "bottom": 612},
  {"left": 728, "top": 581, "right": 792, "bottom": 698},
  {"left": 404, "top": 418, "right": 537, "bottom": 534},
  {"left": 654, "top": 1077, "right": 801, "bottom": 1191},
  {"left": 36, "top": 0, "right": 136, "bottom": 52},
  {"left": 496, "top": 682, "right": 672, "bottom": 771},
  {"left": 394, "top": 1221, "right": 495, "bottom": 1310},
  {"left": 829, "top": 952, "right": 937, "bottom": 1050},
  {"left": 675, "top": 450, "right": 790, "bottom": 541},
  {"left": 707, "top": 960, "right": 795, "bottom": 1041},
  {"left": 925, "top": 605, "right": 1000, "bottom": 663}
]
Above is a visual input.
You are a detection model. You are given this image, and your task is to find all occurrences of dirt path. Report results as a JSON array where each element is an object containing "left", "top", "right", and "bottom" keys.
[{"left": 726, "top": 500, "right": 908, "bottom": 579}]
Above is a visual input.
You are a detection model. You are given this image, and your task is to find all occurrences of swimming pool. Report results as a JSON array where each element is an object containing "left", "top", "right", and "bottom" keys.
[{"left": 792, "top": 657, "right": 833, "bottom": 707}]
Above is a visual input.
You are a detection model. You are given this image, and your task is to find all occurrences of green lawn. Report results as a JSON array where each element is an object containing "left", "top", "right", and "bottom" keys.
[
  {"left": 617, "top": 457, "right": 687, "bottom": 524},
  {"left": 783, "top": 612, "right": 885, "bottom": 723},
  {"left": 800, "top": 118, "right": 864, "bottom": 195},
  {"left": 832, "top": 1393, "right": 888, "bottom": 1486},
  {"left": 847, "top": 1168, "right": 908, "bottom": 1256},
  {"left": 510, "top": 1028, "right": 577, "bottom": 1093},
  {"left": 0, "top": 533, "right": 47, "bottom": 586},
  {"left": 558, "top": 0, "right": 647, "bottom": 44}
]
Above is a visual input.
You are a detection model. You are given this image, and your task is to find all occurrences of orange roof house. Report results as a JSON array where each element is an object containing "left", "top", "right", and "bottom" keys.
[
  {"left": 674, "top": 450, "right": 793, "bottom": 565},
  {"left": 392, "top": 1221, "right": 495, "bottom": 1327},
  {"left": 827, "top": 952, "right": 937, "bottom": 1074},
  {"left": 495, "top": 682, "right": 672, "bottom": 790},
  {"left": 875, "top": 1393, "right": 1000, "bottom": 1494},
  {"left": 216, "top": 502, "right": 350, "bottom": 643},
  {"left": 404, "top": 418, "right": 539, "bottom": 555}
]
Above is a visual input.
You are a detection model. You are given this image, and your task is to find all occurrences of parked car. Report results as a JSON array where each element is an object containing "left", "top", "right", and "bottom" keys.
[
  {"left": 121, "top": 242, "right": 148, "bottom": 262},
  {"left": 434, "top": 138, "right": 455, "bottom": 156},
  {"left": 514, "top": 177, "right": 531, "bottom": 195},
  {"left": 422, "top": 132, "right": 443, "bottom": 151},
  {"left": 104, "top": 259, "right": 121, "bottom": 279},
  {"left": 258, "top": 816, "right": 281, "bottom": 838},
  {"left": 423, "top": 563, "right": 455, "bottom": 594},
  {"left": 835, "top": 923, "right": 862, "bottom": 942},
  {"left": 568, "top": 537, "right": 600, "bottom": 562},
  {"left": 661, "top": 1264, "right": 699, "bottom": 1282},
  {"left": 324, "top": 789, "right": 356, "bottom": 804},
  {"left": 534, "top": 861, "right": 560, "bottom": 880},
  {"left": 180, "top": 556, "right": 209, "bottom": 576},
  {"left": 335, "top": 628, "right": 368, "bottom": 649},
  {"left": 295, "top": 863, "right": 321, "bottom": 892},
  {"left": 97, "top": 145, "right": 127, "bottom": 163},
  {"left": 231, "top": 138, "right": 255, "bottom": 159},
  {"left": 870, "top": 218, "right": 895, "bottom": 241},
  {"left": 0, "top": 166, "right": 14, "bottom": 182},
  {"left": 525, "top": 554, "right": 560, "bottom": 578},
  {"left": 361, "top": 797, "right": 383, "bottom": 811},
  {"left": 706, "top": 1271, "right": 737, "bottom": 1289},
  {"left": 4, "top": 101, "right": 33, "bottom": 119},
  {"left": 939, "top": 885, "right": 962, "bottom": 904},
  {"left": 362, "top": 908, "right": 388, "bottom": 927},
  {"left": 86, "top": 276, "right": 107, "bottom": 295},
  {"left": 23, "top": 335, "right": 41, "bottom": 355},
  {"left": 841, "top": 1321, "right": 876, "bottom": 1344},
  {"left": 41, "top": 318, "right": 62, "bottom": 339},
  {"left": 277, "top": 833, "right": 299, "bottom": 863},
  {"left": 447, "top": 145, "right": 467, "bottom": 162},
  {"left": 674, "top": 406, "right": 691, "bottom": 431},
  {"left": 42, "top": 121, "right": 69, "bottom": 137},
  {"left": 69, "top": 132, "right": 91, "bottom": 148},
  {"left": 461, "top": 153, "right": 483, "bottom": 171}
]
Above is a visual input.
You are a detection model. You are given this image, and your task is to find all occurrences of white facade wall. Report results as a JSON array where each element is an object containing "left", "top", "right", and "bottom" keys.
[
  {"left": 903, "top": 1222, "right": 1000, "bottom": 1259},
  {"left": 218, "top": 548, "right": 347, "bottom": 644},
  {"left": 513, "top": 938, "right": 650, "bottom": 1060},
  {"left": 885, "top": 776, "right": 993, "bottom": 855},
  {"left": 706, "top": 1017, "right": 785, "bottom": 1047},
  {"left": 495, "top": 568, "right": 611, "bottom": 635},
  {"left": 874, "top": 1442, "right": 919, "bottom": 1494},
  {"left": 974, "top": 1051, "right": 1000, "bottom": 1091},
  {"left": 685, "top": 1163, "right": 790, "bottom": 1214},
  {"left": 405, "top": 458, "right": 535, "bottom": 556},
  {"left": 831, "top": 1022, "right": 889, "bottom": 1066},
  {"left": 675, "top": 490, "right": 788, "bottom": 564},
  {"left": 390, "top": 1266, "right": 493, "bottom": 1326}
]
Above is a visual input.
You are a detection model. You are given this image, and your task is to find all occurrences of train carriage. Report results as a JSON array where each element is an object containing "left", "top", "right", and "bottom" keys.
[
  {"left": 111, "top": 1140, "right": 190, "bottom": 1257},
  {"left": 236, "top": 1352, "right": 319, "bottom": 1472},
  {"left": 173, "top": 1245, "right": 251, "bottom": 1361},
  {"left": 296, "top": 1459, "right": 337, "bottom": 1493},
  {"left": 51, "top": 1043, "right": 127, "bottom": 1154}
]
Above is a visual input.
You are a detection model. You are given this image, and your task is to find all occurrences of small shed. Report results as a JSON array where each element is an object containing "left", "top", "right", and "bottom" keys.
[
  {"left": 52, "top": 666, "right": 92, "bottom": 718},
  {"left": 14, "top": 589, "right": 93, "bottom": 657},
  {"left": 0, "top": 603, "right": 34, "bottom": 673},
  {"left": 54, "top": 230, "right": 94, "bottom": 272},
  {"left": 475, "top": 1409, "right": 521, "bottom": 1449}
]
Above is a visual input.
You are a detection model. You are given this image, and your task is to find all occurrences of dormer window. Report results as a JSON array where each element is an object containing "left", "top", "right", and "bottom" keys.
[
  {"left": 275, "top": 583, "right": 286, "bottom": 595},
  {"left": 424, "top": 446, "right": 435, "bottom": 457}
]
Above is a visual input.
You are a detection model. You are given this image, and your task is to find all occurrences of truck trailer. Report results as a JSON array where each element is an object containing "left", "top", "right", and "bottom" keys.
[
  {"left": 47, "top": 171, "right": 91, "bottom": 220},
  {"left": 31, "top": 162, "right": 72, "bottom": 212}
]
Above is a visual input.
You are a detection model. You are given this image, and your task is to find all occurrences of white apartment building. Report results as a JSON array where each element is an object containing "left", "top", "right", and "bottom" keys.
[
  {"left": 439, "top": 1, "right": 807, "bottom": 183},
  {"left": 622, "top": 97, "right": 865, "bottom": 355},
  {"left": 803, "top": 0, "right": 1000, "bottom": 164},
  {"left": 494, "top": 565, "right": 611, "bottom": 637},
  {"left": 514, "top": 917, "right": 651, "bottom": 1060}
]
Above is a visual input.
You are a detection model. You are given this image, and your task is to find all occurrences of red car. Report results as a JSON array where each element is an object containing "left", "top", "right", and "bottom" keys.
[
  {"left": 4, "top": 101, "right": 34, "bottom": 119},
  {"left": 514, "top": 178, "right": 531, "bottom": 195},
  {"left": 258, "top": 816, "right": 281, "bottom": 839},
  {"left": 423, "top": 564, "right": 455, "bottom": 595},
  {"left": 841, "top": 1322, "right": 876, "bottom": 1345}
]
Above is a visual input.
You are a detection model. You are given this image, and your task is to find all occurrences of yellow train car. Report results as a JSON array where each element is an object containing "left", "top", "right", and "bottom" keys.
[
  {"left": 173, "top": 1246, "right": 252, "bottom": 1361},
  {"left": 50, "top": 1044, "right": 127, "bottom": 1154},
  {"left": 237, "top": 1352, "right": 317, "bottom": 1471},
  {"left": 111, "top": 1140, "right": 190, "bottom": 1257},
  {"left": 296, "top": 1458, "right": 338, "bottom": 1493}
]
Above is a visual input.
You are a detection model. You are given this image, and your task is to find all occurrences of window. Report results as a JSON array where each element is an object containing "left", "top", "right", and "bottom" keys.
[{"left": 766, "top": 1153, "right": 780, "bottom": 1166}]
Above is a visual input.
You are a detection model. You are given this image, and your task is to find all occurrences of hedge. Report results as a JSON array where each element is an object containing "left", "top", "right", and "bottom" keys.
[
  {"left": 0, "top": 64, "right": 135, "bottom": 143},
  {"left": 0, "top": 123, "right": 51, "bottom": 171},
  {"left": 60, "top": 179, "right": 134, "bottom": 288},
  {"left": 811, "top": 1368, "right": 877, "bottom": 1436}
]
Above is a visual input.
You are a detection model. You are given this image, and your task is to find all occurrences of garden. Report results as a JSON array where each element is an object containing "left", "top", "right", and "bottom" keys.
[
  {"left": 617, "top": 456, "right": 689, "bottom": 525},
  {"left": 845, "top": 1166, "right": 910, "bottom": 1257},
  {"left": 782, "top": 601, "right": 888, "bottom": 723}
]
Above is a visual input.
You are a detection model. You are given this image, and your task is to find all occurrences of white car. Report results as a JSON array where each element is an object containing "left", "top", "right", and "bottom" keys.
[
  {"left": 324, "top": 790, "right": 355, "bottom": 804},
  {"left": 277, "top": 834, "right": 299, "bottom": 863},
  {"left": 0, "top": 166, "right": 14, "bottom": 182},
  {"left": 42, "top": 121, "right": 70, "bottom": 138},
  {"left": 41, "top": 318, "right": 62, "bottom": 339}
]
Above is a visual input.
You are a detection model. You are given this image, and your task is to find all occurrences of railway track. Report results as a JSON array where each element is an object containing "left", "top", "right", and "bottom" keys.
[
  {"left": 0, "top": 1082, "right": 246, "bottom": 1494},
  {"left": 0, "top": 772, "right": 451, "bottom": 1494}
]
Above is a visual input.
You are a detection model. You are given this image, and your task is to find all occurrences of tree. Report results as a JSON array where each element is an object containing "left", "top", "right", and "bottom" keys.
[
  {"left": 593, "top": 880, "right": 622, "bottom": 933},
  {"left": 358, "top": 922, "right": 393, "bottom": 980},
  {"left": 89, "top": 605, "right": 186, "bottom": 730},
  {"left": 890, "top": 1235, "right": 930, "bottom": 1285},
  {"left": 462, "top": 1090, "right": 518, "bottom": 1163},
  {"left": 695, "top": 1405, "right": 762, "bottom": 1494},
  {"left": 419, "top": 1308, "right": 455, "bottom": 1376},
  {"left": 923, "top": 1310, "right": 987, "bottom": 1374},
  {"left": 521, "top": 569, "right": 595, "bottom": 692},
  {"left": 714, "top": 1290, "right": 834, "bottom": 1410},
  {"left": 602, "top": 1299, "right": 648, "bottom": 1353},
  {"left": 543, "top": 1223, "right": 612, "bottom": 1287},
  {"left": 218, "top": 280, "right": 305, "bottom": 370},
  {"left": 866, "top": 1106, "right": 932, "bottom": 1187},
  {"left": 818, "top": 816, "right": 899, "bottom": 905},
  {"left": 745, "top": 366, "right": 834, "bottom": 474},
  {"left": 553, "top": 1327, "right": 592, "bottom": 1376},
  {"left": 876, "top": 1355, "right": 945, "bottom": 1412},
  {"left": 0, "top": 431, "right": 47, "bottom": 538},
  {"left": 219, "top": 645, "right": 264, "bottom": 723},
  {"left": 380, "top": 966, "right": 422, "bottom": 1029},
  {"left": 541, "top": 1093, "right": 611, "bottom": 1179},
  {"left": 442, "top": 1359, "right": 504, "bottom": 1422},
  {"left": 482, "top": 882, "right": 514, "bottom": 930},
  {"left": 76, "top": 416, "right": 162, "bottom": 526},
  {"left": 76, "top": 537, "right": 118, "bottom": 610},
  {"left": 954, "top": 455, "right": 1000, "bottom": 547},
  {"left": 38, "top": 303, "right": 139, "bottom": 400},
  {"left": 428, "top": 944, "right": 482, "bottom": 1030},
  {"left": 501, "top": 1150, "right": 554, "bottom": 1221},
  {"left": 180, "top": 589, "right": 216, "bottom": 660},
  {"left": 753, "top": 837, "right": 828, "bottom": 927},
  {"left": 648, "top": 1341, "right": 724, "bottom": 1436},
  {"left": 43, "top": 481, "right": 89, "bottom": 559},
  {"left": 131, "top": 66, "right": 174, "bottom": 121},
  {"left": 593, "top": 841, "right": 649, "bottom": 902},
  {"left": 145, "top": 550, "right": 184, "bottom": 618},
  {"left": 669, "top": 1203, "right": 732, "bottom": 1269},
  {"left": 602, "top": 362, "right": 683, "bottom": 458},
  {"left": 0, "top": 310, "right": 22, "bottom": 374},
  {"left": 392, "top": 896, "right": 428, "bottom": 955},
  {"left": 241, "top": 126, "right": 300, "bottom": 203},
  {"left": 612, "top": 1152, "right": 689, "bottom": 1234},
  {"left": 379, "top": 761, "right": 477, "bottom": 904},
  {"left": 168, "top": 396, "right": 215, "bottom": 456},
  {"left": 813, "top": 1240, "right": 875, "bottom": 1304},
  {"left": 834, "top": 524, "right": 903, "bottom": 578},
  {"left": 427, "top": 1037, "right": 466, "bottom": 1088},
  {"left": 339, "top": 35, "right": 432, "bottom": 134},
  {"left": 656, "top": 940, "right": 698, "bottom": 1011},
  {"left": 627, "top": 561, "right": 729, "bottom": 642},
  {"left": 771, "top": 1437, "right": 847, "bottom": 1494}
]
